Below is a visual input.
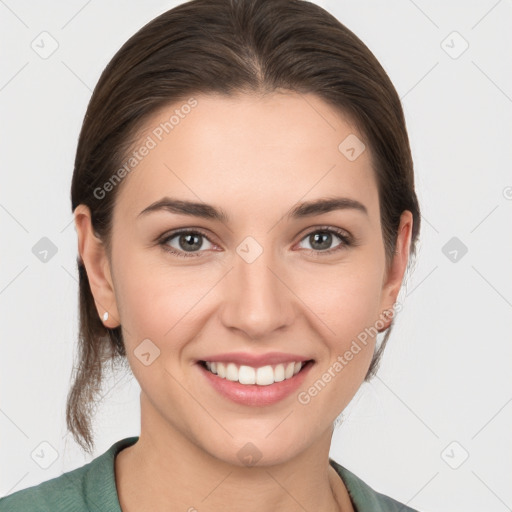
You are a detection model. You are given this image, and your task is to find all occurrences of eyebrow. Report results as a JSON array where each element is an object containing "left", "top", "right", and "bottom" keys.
[{"left": 137, "top": 196, "right": 368, "bottom": 222}]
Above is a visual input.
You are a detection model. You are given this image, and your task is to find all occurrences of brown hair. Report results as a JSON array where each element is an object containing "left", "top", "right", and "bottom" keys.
[{"left": 68, "top": 0, "right": 421, "bottom": 454}]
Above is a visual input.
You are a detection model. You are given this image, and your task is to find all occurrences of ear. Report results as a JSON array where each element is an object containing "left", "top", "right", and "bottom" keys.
[
  {"left": 74, "top": 204, "right": 120, "bottom": 328},
  {"left": 378, "top": 210, "right": 413, "bottom": 330}
]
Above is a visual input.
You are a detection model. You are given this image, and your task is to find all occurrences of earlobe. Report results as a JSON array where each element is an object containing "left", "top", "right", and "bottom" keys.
[
  {"left": 74, "top": 204, "right": 120, "bottom": 328},
  {"left": 378, "top": 210, "right": 413, "bottom": 331}
]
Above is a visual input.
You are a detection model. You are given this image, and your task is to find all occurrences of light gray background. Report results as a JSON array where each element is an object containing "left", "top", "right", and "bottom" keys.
[{"left": 1, "top": 1, "right": 511, "bottom": 511}]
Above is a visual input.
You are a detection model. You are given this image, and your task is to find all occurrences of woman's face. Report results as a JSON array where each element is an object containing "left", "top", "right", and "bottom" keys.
[{"left": 83, "top": 91, "right": 411, "bottom": 466}]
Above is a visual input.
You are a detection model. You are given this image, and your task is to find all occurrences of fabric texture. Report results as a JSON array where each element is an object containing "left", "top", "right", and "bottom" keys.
[{"left": 0, "top": 436, "right": 419, "bottom": 511}]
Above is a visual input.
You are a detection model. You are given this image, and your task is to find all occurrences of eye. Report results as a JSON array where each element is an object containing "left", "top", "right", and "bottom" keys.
[
  {"left": 158, "top": 226, "right": 353, "bottom": 259},
  {"left": 159, "top": 229, "right": 215, "bottom": 258},
  {"left": 296, "top": 227, "right": 352, "bottom": 255}
]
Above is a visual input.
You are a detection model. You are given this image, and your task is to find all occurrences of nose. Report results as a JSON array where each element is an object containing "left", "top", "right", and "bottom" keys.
[{"left": 219, "top": 240, "right": 295, "bottom": 340}]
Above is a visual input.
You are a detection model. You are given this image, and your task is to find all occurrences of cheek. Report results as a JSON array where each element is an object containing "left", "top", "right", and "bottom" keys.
[
  {"left": 296, "top": 267, "right": 383, "bottom": 412},
  {"left": 112, "top": 256, "right": 200, "bottom": 392},
  {"left": 113, "top": 250, "right": 215, "bottom": 343},
  {"left": 341, "top": 274, "right": 383, "bottom": 337},
  {"left": 112, "top": 250, "right": 172, "bottom": 339},
  {"left": 295, "top": 259, "right": 384, "bottom": 339}
]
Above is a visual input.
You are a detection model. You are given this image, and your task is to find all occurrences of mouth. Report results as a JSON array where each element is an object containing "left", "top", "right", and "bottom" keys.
[
  {"left": 197, "top": 359, "right": 315, "bottom": 386},
  {"left": 196, "top": 358, "right": 315, "bottom": 406}
]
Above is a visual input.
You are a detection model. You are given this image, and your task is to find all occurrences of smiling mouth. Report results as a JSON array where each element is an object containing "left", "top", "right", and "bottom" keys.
[{"left": 198, "top": 359, "right": 315, "bottom": 386}]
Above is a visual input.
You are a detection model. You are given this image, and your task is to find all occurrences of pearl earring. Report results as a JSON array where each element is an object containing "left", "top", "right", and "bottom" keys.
[{"left": 102, "top": 311, "right": 109, "bottom": 322}]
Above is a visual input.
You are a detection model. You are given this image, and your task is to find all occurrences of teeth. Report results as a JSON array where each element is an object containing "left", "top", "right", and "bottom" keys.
[{"left": 204, "top": 361, "right": 306, "bottom": 385}]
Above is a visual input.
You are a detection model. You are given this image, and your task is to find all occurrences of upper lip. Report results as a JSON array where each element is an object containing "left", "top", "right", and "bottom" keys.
[{"left": 197, "top": 352, "right": 313, "bottom": 367}]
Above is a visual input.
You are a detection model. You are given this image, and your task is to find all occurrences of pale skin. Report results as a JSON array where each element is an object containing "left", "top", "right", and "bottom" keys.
[{"left": 74, "top": 91, "right": 413, "bottom": 512}]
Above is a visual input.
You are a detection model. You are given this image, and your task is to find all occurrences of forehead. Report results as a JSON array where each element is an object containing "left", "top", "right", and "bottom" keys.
[{"left": 114, "top": 91, "right": 378, "bottom": 223}]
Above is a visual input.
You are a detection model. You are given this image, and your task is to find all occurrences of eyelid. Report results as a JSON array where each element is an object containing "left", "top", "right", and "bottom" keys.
[{"left": 299, "top": 224, "right": 352, "bottom": 241}]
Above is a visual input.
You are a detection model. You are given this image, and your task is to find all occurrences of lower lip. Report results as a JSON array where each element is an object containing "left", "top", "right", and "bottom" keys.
[{"left": 196, "top": 360, "right": 314, "bottom": 406}]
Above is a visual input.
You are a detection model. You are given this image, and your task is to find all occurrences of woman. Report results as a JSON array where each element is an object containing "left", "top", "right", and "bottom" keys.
[{"left": 0, "top": 0, "right": 421, "bottom": 510}]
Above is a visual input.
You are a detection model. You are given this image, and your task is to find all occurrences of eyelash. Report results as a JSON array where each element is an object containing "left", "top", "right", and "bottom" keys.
[{"left": 158, "top": 226, "right": 354, "bottom": 259}]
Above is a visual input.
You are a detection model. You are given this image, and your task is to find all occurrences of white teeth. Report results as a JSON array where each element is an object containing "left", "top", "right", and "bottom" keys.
[
  {"left": 216, "top": 362, "right": 226, "bottom": 378},
  {"left": 226, "top": 363, "right": 238, "bottom": 382},
  {"left": 239, "top": 365, "right": 256, "bottom": 384},
  {"left": 203, "top": 360, "right": 307, "bottom": 385},
  {"left": 274, "top": 364, "right": 285, "bottom": 382},
  {"left": 256, "top": 365, "right": 274, "bottom": 385}
]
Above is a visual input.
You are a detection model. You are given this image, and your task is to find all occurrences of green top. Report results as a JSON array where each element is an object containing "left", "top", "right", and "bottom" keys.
[{"left": 0, "top": 437, "right": 419, "bottom": 511}]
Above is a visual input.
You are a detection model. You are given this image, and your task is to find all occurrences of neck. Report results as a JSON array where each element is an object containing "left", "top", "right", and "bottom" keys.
[{"left": 115, "top": 393, "right": 353, "bottom": 512}]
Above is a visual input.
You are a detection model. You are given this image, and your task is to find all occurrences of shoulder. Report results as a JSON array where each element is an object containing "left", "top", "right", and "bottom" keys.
[
  {"left": 329, "top": 458, "right": 421, "bottom": 512},
  {"left": 0, "top": 469, "right": 84, "bottom": 512},
  {"left": 0, "top": 437, "right": 139, "bottom": 512}
]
